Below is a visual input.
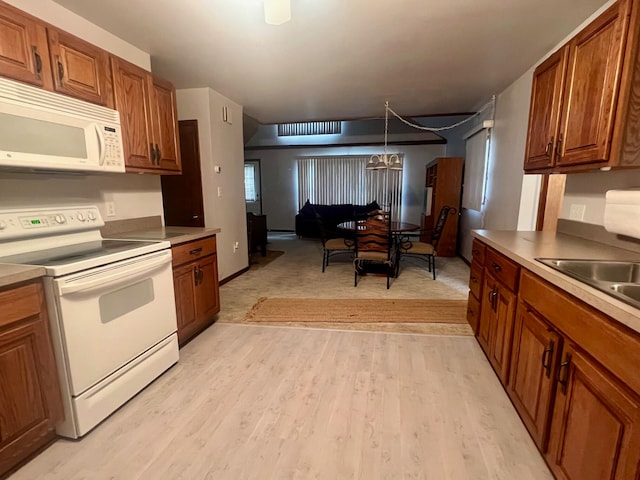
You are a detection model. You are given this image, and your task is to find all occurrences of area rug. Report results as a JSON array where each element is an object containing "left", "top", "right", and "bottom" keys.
[
  {"left": 250, "top": 250, "right": 284, "bottom": 268},
  {"left": 237, "top": 297, "right": 473, "bottom": 336}
]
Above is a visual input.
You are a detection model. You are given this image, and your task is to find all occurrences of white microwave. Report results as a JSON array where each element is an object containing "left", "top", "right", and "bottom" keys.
[{"left": 0, "top": 77, "right": 125, "bottom": 173}]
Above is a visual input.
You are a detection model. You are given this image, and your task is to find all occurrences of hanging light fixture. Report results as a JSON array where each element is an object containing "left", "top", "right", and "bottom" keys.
[
  {"left": 264, "top": 0, "right": 291, "bottom": 25},
  {"left": 366, "top": 101, "right": 403, "bottom": 171}
]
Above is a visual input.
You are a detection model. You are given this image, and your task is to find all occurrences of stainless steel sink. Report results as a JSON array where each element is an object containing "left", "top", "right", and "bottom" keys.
[
  {"left": 538, "top": 259, "right": 640, "bottom": 283},
  {"left": 536, "top": 258, "right": 640, "bottom": 309}
]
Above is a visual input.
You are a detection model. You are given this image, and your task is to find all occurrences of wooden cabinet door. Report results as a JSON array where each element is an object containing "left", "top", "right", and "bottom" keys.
[
  {"left": 524, "top": 46, "right": 568, "bottom": 171},
  {"left": 150, "top": 75, "right": 181, "bottom": 173},
  {"left": 488, "top": 282, "right": 516, "bottom": 385},
  {"left": 173, "top": 262, "right": 198, "bottom": 346},
  {"left": 111, "top": 57, "right": 155, "bottom": 171},
  {"left": 547, "top": 344, "right": 640, "bottom": 480},
  {"left": 0, "top": 282, "right": 63, "bottom": 478},
  {"left": 47, "top": 28, "right": 113, "bottom": 107},
  {"left": 556, "top": 0, "right": 629, "bottom": 167},
  {"left": 477, "top": 274, "right": 495, "bottom": 356},
  {"left": 508, "top": 302, "right": 561, "bottom": 451},
  {"left": 0, "top": 3, "right": 52, "bottom": 89},
  {"left": 195, "top": 254, "right": 220, "bottom": 323}
]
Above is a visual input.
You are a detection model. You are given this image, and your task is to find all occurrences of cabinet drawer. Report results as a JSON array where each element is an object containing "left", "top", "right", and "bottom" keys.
[
  {"left": 0, "top": 282, "right": 42, "bottom": 329},
  {"left": 469, "top": 260, "right": 484, "bottom": 299},
  {"left": 466, "top": 292, "right": 480, "bottom": 335},
  {"left": 485, "top": 248, "right": 520, "bottom": 291},
  {"left": 471, "top": 238, "right": 486, "bottom": 264},
  {"left": 172, "top": 236, "right": 216, "bottom": 267}
]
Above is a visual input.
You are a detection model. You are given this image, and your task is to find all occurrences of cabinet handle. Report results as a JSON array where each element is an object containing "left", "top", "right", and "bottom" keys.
[
  {"left": 57, "top": 58, "right": 64, "bottom": 82},
  {"left": 487, "top": 289, "right": 497, "bottom": 311},
  {"left": 472, "top": 249, "right": 479, "bottom": 257},
  {"left": 193, "top": 265, "right": 199, "bottom": 285},
  {"left": 198, "top": 267, "right": 204, "bottom": 284},
  {"left": 491, "top": 262, "right": 502, "bottom": 272},
  {"left": 32, "top": 46, "right": 42, "bottom": 77},
  {"left": 542, "top": 340, "right": 555, "bottom": 378},
  {"left": 189, "top": 247, "right": 203, "bottom": 256},
  {"left": 544, "top": 136, "right": 554, "bottom": 156},
  {"left": 150, "top": 143, "right": 157, "bottom": 164},
  {"left": 555, "top": 133, "right": 563, "bottom": 158},
  {"left": 470, "top": 275, "right": 477, "bottom": 282},
  {"left": 557, "top": 353, "right": 572, "bottom": 394},
  {"left": 155, "top": 144, "right": 161, "bottom": 163}
]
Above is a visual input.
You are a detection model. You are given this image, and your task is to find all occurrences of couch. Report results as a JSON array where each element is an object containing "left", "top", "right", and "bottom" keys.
[{"left": 295, "top": 200, "right": 380, "bottom": 238}]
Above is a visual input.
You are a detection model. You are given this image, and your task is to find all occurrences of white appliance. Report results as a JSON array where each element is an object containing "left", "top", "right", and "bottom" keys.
[
  {"left": 0, "top": 77, "right": 125, "bottom": 173},
  {"left": 0, "top": 206, "right": 178, "bottom": 438}
]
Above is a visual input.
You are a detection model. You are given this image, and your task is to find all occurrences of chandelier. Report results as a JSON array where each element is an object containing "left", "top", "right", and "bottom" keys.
[{"left": 365, "top": 101, "right": 403, "bottom": 171}]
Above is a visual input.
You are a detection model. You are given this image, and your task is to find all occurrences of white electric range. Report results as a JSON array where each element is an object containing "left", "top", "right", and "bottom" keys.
[{"left": 0, "top": 206, "right": 179, "bottom": 438}]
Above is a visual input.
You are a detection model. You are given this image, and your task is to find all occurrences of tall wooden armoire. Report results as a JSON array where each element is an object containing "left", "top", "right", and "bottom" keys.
[{"left": 421, "top": 157, "right": 463, "bottom": 257}]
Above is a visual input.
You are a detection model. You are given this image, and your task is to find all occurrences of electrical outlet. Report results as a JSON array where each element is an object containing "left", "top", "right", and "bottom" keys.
[
  {"left": 217, "top": 187, "right": 223, "bottom": 197},
  {"left": 569, "top": 204, "right": 586, "bottom": 221},
  {"left": 105, "top": 201, "right": 116, "bottom": 217},
  {"left": 233, "top": 241, "right": 239, "bottom": 253}
]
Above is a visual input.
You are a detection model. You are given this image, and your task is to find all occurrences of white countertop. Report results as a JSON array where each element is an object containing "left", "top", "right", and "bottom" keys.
[
  {"left": 107, "top": 226, "right": 221, "bottom": 246},
  {"left": 0, "top": 264, "right": 46, "bottom": 289},
  {"left": 473, "top": 230, "right": 640, "bottom": 335}
]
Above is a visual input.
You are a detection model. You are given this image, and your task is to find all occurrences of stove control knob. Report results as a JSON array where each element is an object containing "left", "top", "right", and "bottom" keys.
[
  {"left": 77, "top": 212, "right": 86, "bottom": 222},
  {"left": 87, "top": 211, "right": 96, "bottom": 221},
  {"left": 54, "top": 215, "right": 65, "bottom": 224},
  {"left": 0, "top": 220, "right": 6, "bottom": 230}
]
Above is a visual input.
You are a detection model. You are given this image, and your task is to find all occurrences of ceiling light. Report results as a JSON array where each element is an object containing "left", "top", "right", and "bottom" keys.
[
  {"left": 366, "top": 101, "right": 403, "bottom": 171},
  {"left": 264, "top": 0, "right": 291, "bottom": 25}
]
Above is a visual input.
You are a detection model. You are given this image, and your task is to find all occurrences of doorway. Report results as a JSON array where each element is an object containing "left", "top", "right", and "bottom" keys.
[{"left": 244, "top": 159, "right": 262, "bottom": 215}]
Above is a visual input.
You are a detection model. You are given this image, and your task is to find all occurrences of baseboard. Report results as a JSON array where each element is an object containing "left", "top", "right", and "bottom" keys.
[{"left": 220, "top": 266, "right": 250, "bottom": 286}]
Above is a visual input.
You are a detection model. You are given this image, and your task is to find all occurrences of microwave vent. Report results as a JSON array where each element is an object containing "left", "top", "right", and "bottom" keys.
[{"left": 0, "top": 77, "right": 119, "bottom": 124}]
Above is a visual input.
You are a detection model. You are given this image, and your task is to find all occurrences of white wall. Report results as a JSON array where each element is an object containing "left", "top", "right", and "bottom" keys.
[
  {"left": 0, "top": 0, "right": 163, "bottom": 223},
  {"left": 176, "top": 88, "right": 247, "bottom": 281},
  {"left": 562, "top": 170, "right": 640, "bottom": 225},
  {"left": 246, "top": 144, "right": 446, "bottom": 231}
]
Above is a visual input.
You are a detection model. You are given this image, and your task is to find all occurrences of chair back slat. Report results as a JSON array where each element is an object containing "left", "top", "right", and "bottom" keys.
[{"left": 431, "top": 205, "right": 457, "bottom": 250}]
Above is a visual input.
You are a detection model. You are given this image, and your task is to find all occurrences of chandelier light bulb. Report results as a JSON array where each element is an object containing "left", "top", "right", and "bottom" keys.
[{"left": 264, "top": 0, "right": 291, "bottom": 25}]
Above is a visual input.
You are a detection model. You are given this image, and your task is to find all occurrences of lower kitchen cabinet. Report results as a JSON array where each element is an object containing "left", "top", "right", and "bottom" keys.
[
  {"left": 171, "top": 235, "right": 220, "bottom": 346},
  {"left": 0, "top": 280, "right": 63, "bottom": 478},
  {"left": 546, "top": 344, "right": 640, "bottom": 480},
  {"left": 508, "top": 302, "right": 561, "bottom": 450},
  {"left": 469, "top": 238, "right": 640, "bottom": 480}
]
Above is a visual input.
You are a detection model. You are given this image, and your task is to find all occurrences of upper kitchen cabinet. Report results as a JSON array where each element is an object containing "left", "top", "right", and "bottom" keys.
[
  {"left": 0, "top": 1, "right": 53, "bottom": 90},
  {"left": 524, "top": 47, "right": 568, "bottom": 171},
  {"left": 111, "top": 57, "right": 181, "bottom": 174},
  {"left": 524, "top": 0, "right": 640, "bottom": 173},
  {"left": 46, "top": 28, "right": 114, "bottom": 108}
]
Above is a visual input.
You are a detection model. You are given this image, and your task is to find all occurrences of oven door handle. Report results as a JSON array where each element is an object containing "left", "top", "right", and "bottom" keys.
[{"left": 57, "top": 252, "right": 171, "bottom": 296}]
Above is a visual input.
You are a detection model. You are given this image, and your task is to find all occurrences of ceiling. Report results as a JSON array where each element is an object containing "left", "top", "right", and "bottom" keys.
[{"left": 53, "top": 0, "right": 608, "bottom": 124}]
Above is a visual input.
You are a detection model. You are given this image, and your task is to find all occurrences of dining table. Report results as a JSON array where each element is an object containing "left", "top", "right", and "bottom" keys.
[{"left": 337, "top": 220, "right": 421, "bottom": 234}]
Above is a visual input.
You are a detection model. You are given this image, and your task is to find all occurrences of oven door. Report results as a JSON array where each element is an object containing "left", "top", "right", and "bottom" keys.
[{"left": 52, "top": 249, "right": 177, "bottom": 396}]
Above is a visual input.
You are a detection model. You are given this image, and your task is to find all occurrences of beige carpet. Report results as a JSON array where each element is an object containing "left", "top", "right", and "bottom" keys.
[
  {"left": 249, "top": 250, "right": 284, "bottom": 268},
  {"left": 236, "top": 297, "right": 473, "bottom": 336}
]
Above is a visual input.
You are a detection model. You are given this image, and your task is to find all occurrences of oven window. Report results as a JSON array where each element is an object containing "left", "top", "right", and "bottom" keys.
[
  {"left": 0, "top": 112, "right": 88, "bottom": 158},
  {"left": 99, "top": 278, "right": 155, "bottom": 324}
]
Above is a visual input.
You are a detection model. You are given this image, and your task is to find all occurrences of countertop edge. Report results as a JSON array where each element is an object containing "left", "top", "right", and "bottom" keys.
[
  {"left": 0, "top": 264, "right": 47, "bottom": 289},
  {"left": 472, "top": 230, "right": 640, "bottom": 335},
  {"left": 106, "top": 227, "right": 221, "bottom": 246}
]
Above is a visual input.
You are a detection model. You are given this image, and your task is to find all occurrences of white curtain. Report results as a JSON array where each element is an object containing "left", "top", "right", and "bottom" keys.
[
  {"left": 297, "top": 155, "right": 403, "bottom": 220},
  {"left": 462, "top": 128, "right": 490, "bottom": 211}
]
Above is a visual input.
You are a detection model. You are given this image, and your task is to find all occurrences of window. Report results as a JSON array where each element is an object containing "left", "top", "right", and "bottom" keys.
[
  {"left": 462, "top": 123, "right": 491, "bottom": 211},
  {"left": 297, "top": 155, "right": 403, "bottom": 220},
  {"left": 244, "top": 164, "right": 257, "bottom": 202},
  {"left": 278, "top": 121, "right": 341, "bottom": 136}
]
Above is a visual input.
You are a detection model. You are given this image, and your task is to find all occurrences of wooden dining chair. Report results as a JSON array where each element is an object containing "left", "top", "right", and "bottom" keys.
[
  {"left": 313, "top": 209, "right": 354, "bottom": 272},
  {"left": 398, "top": 205, "right": 456, "bottom": 280},
  {"left": 353, "top": 211, "right": 396, "bottom": 289}
]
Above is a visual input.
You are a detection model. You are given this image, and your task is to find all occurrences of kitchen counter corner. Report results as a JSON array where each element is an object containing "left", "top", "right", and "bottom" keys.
[{"left": 0, "top": 264, "right": 47, "bottom": 288}]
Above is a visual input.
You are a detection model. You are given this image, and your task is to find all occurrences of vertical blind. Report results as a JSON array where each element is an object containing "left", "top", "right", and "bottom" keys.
[{"left": 297, "top": 155, "right": 403, "bottom": 220}]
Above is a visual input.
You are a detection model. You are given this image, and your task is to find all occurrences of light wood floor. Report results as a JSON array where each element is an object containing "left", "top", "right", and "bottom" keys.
[{"left": 11, "top": 324, "right": 553, "bottom": 480}]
